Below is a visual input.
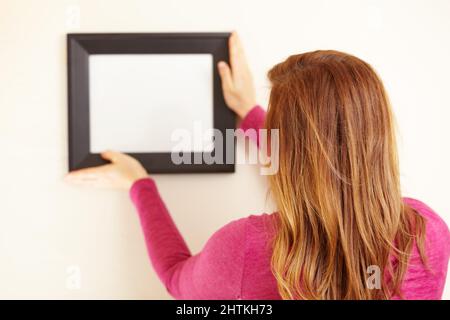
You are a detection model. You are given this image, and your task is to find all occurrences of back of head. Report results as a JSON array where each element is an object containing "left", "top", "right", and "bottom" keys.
[{"left": 265, "top": 50, "right": 426, "bottom": 299}]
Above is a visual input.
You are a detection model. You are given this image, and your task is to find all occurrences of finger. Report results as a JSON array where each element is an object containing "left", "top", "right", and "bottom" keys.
[
  {"left": 101, "top": 150, "right": 124, "bottom": 163},
  {"left": 65, "top": 174, "right": 111, "bottom": 188},
  {"left": 229, "top": 32, "right": 248, "bottom": 73},
  {"left": 217, "top": 61, "right": 234, "bottom": 92},
  {"left": 230, "top": 31, "right": 243, "bottom": 53},
  {"left": 229, "top": 32, "right": 238, "bottom": 70},
  {"left": 65, "top": 164, "right": 111, "bottom": 180},
  {"left": 66, "top": 174, "right": 100, "bottom": 184}
]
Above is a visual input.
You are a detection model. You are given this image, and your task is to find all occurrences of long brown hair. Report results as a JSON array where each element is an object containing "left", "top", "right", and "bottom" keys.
[{"left": 265, "top": 50, "right": 426, "bottom": 299}]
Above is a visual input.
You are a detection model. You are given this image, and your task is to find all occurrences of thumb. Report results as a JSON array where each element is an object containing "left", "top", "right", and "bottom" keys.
[
  {"left": 101, "top": 150, "right": 122, "bottom": 163},
  {"left": 217, "top": 61, "right": 234, "bottom": 92}
]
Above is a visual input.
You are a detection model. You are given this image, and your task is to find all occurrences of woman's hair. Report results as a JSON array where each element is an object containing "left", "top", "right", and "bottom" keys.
[{"left": 265, "top": 50, "right": 426, "bottom": 299}]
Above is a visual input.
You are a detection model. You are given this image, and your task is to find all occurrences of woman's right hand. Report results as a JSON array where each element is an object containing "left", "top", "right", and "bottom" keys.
[{"left": 217, "top": 32, "right": 257, "bottom": 119}]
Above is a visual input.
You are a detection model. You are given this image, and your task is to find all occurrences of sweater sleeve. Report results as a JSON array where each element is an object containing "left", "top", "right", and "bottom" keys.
[
  {"left": 130, "top": 178, "right": 248, "bottom": 299},
  {"left": 239, "top": 105, "right": 267, "bottom": 147}
]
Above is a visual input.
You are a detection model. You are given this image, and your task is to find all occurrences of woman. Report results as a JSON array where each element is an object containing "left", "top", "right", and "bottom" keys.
[{"left": 66, "top": 33, "right": 450, "bottom": 299}]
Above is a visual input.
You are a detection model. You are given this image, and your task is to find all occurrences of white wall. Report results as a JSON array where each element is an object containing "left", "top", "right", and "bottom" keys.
[{"left": 0, "top": 0, "right": 449, "bottom": 299}]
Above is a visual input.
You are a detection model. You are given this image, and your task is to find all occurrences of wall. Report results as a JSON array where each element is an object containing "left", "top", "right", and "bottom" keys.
[{"left": 0, "top": 0, "right": 449, "bottom": 299}]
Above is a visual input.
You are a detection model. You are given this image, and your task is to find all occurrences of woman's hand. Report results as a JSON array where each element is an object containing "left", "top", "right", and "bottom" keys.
[
  {"left": 218, "top": 32, "right": 257, "bottom": 119},
  {"left": 65, "top": 151, "right": 148, "bottom": 189}
]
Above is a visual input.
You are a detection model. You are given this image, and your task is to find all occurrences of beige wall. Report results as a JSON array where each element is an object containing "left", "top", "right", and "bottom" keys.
[{"left": 1, "top": 0, "right": 449, "bottom": 299}]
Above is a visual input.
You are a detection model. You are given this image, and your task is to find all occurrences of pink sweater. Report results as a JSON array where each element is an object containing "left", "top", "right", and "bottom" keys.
[{"left": 130, "top": 106, "right": 450, "bottom": 300}]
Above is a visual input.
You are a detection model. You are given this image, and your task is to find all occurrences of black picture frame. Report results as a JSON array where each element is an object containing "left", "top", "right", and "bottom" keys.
[{"left": 67, "top": 33, "right": 235, "bottom": 173}]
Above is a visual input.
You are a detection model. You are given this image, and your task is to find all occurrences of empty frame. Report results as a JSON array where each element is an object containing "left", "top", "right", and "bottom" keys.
[
  {"left": 67, "top": 33, "right": 235, "bottom": 173},
  {"left": 89, "top": 54, "right": 214, "bottom": 153}
]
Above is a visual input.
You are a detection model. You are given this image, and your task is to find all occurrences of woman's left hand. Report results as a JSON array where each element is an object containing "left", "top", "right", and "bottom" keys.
[{"left": 65, "top": 151, "right": 148, "bottom": 189}]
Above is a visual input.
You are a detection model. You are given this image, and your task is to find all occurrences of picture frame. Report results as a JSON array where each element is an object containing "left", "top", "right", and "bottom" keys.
[{"left": 67, "top": 33, "right": 235, "bottom": 173}]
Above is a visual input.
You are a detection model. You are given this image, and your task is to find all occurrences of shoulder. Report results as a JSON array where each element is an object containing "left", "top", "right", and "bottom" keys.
[
  {"left": 201, "top": 213, "right": 278, "bottom": 264},
  {"left": 247, "top": 213, "right": 278, "bottom": 239},
  {"left": 206, "top": 217, "right": 249, "bottom": 247},
  {"left": 403, "top": 197, "right": 450, "bottom": 257},
  {"left": 205, "top": 213, "right": 277, "bottom": 250},
  {"left": 403, "top": 197, "right": 449, "bottom": 236},
  {"left": 400, "top": 198, "right": 450, "bottom": 298}
]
